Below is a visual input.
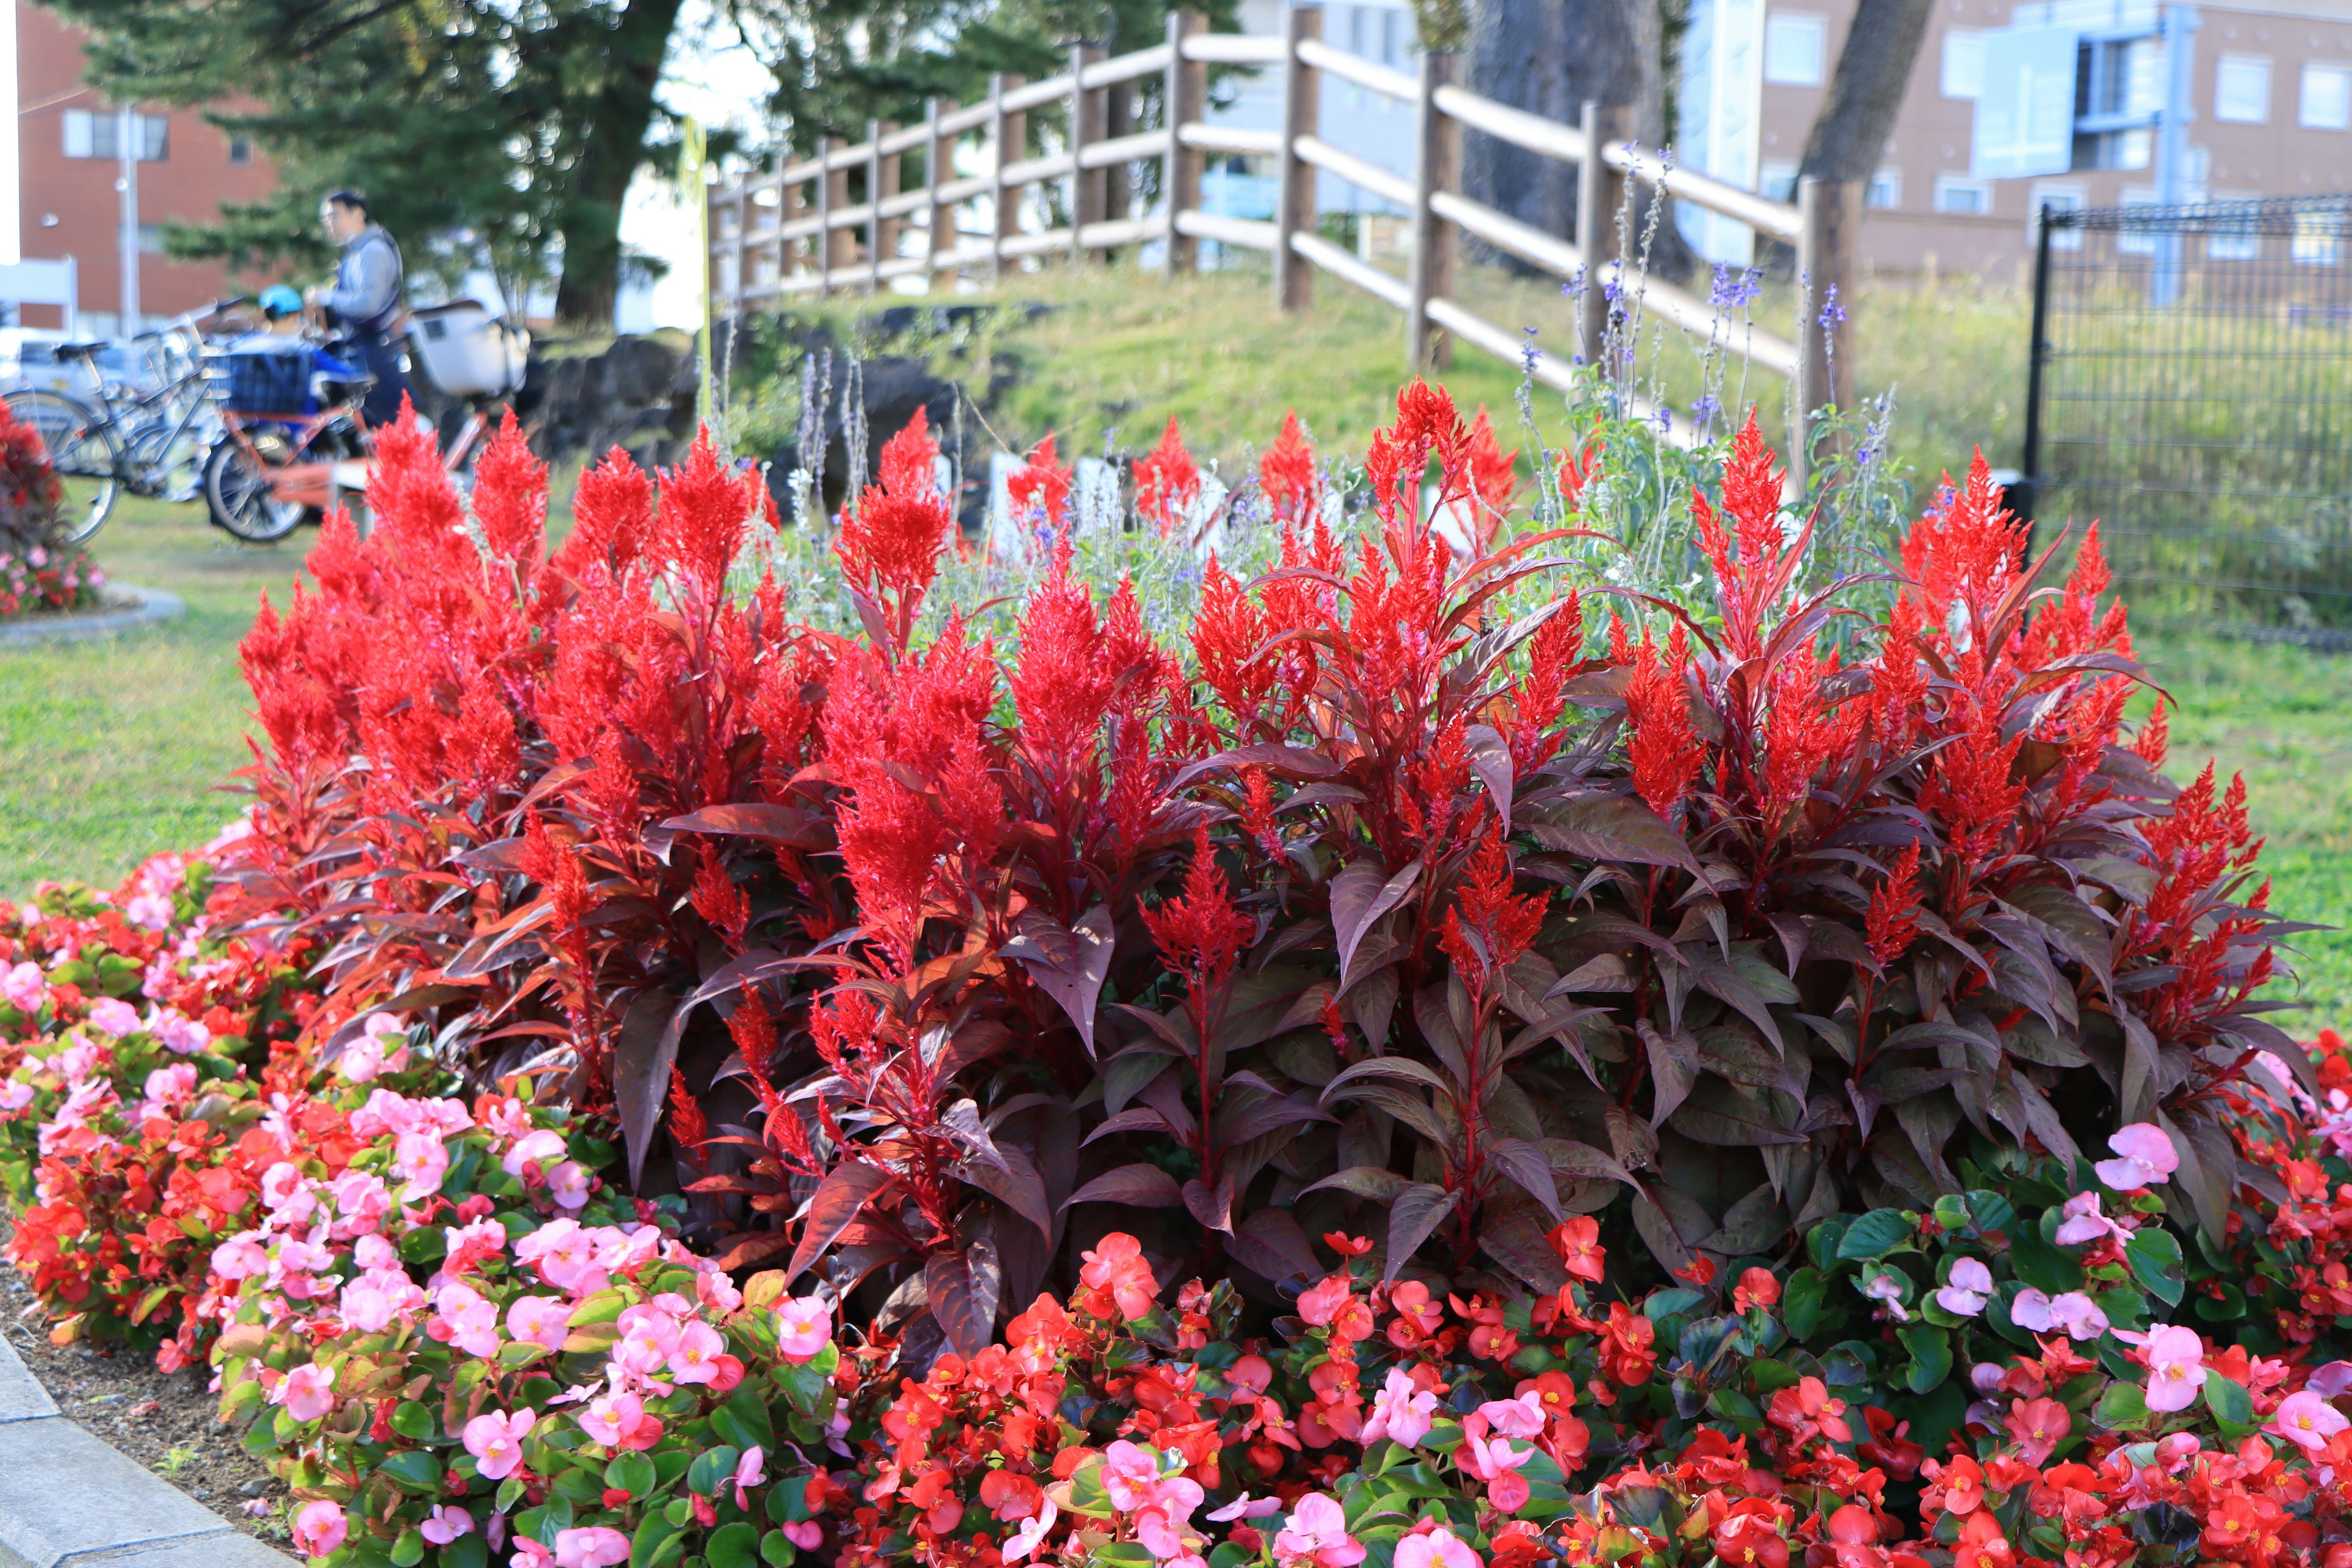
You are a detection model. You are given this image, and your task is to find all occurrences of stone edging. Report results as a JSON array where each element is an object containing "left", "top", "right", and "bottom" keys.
[
  {"left": 0, "top": 589, "right": 187, "bottom": 648},
  {"left": 0, "top": 1332, "right": 295, "bottom": 1568}
]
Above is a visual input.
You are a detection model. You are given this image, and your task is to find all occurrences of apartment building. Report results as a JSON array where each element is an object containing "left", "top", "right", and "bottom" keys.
[
  {"left": 1686, "top": 0, "right": 2352, "bottom": 274},
  {"left": 10, "top": 2, "right": 274, "bottom": 333}
]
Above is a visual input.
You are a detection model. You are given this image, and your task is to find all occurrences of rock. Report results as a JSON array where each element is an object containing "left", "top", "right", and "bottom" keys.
[
  {"left": 507, "top": 336, "right": 702, "bottom": 470},
  {"left": 239, "top": 1477, "right": 271, "bottom": 1498}
]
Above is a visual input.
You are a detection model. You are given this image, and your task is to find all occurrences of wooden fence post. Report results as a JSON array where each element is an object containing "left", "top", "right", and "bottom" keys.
[
  {"left": 1575, "top": 100, "right": 1631, "bottom": 372},
  {"left": 1105, "top": 78, "right": 1134, "bottom": 244},
  {"left": 927, "top": 98, "right": 955, "bottom": 281},
  {"left": 816, "top": 138, "right": 845, "bottom": 295},
  {"left": 990, "top": 74, "right": 1025, "bottom": 281},
  {"left": 1406, "top": 51, "right": 1460, "bottom": 371},
  {"left": 1795, "top": 175, "right": 1861, "bottom": 486},
  {"left": 869, "top": 121, "right": 895, "bottom": 294},
  {"left": 783, "top": 165, "right": 809, "bottom": 282},
  {"left": 729, "top": 181, "right": 750, "bottom": 320},
  {"left": 1070, "top": 42, "right": 1107, "bottom": 265},
  {"left": 1165, "top": 12, "right": 1207, "bottom": 276},
  {"left": 1274, "top": 4, "right": 1321, "bottom": 311}
]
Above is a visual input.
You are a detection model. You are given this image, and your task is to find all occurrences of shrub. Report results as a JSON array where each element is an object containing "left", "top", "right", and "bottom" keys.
[
  {"left": 221, "top": 385, "right": 2289, "bottom": 1371},
  {"left": 0, "top": 398, "right": 102, "bottom": 617}
]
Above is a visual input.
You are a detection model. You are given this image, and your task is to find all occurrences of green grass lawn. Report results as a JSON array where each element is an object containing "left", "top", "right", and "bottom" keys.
[{"left": 5, "top": 265, "right": 2344, "bottom": 1030}]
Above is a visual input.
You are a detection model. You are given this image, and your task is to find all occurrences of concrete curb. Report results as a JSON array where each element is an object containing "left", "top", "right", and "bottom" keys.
[
  {"left": 0, "top": 1332, "right": 295, "bottom": 1568},
  {"left": 0, "top": 588, "right": 187, "bottom": 648}
]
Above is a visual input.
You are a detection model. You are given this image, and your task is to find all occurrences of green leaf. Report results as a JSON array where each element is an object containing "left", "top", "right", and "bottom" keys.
[
  {"left": 1780, "top": 1267, "right": 1828, "bottom": 1341},
  {"left": 1836, "top": 1209, "right": 1915, "bottom": 1261},
  {"left": 706, "top": 1523, "right": 760, "bottom": 1568},
  {"left": 759, "top": 1534, "right": 799, "bottom": 1568},
  {"left": 1806, "top": 1219, "right": 1849, "bottom": 1270},
  {"left": 1964, "top": 1189, "right": 2019, "bottom": 1239},
  {"left": 605, "top": 1450, "right": 660, "bottom": 1499},
  {"left": 2205, "top": 1374, "right": 2255, "bottom": 1431},
  {"left": 1643, "top": 1289, "right": 1705, "bottom": 1321},
  {"left": 391, "top": 1531, "right": 425, "bottom": 1568},
  {"left": 445, "top": 1536, "right": 489, "bottom": 1568},
  {"left": 2005, "top": 1232, "right": 2082, "bottom": 1294},
  {"left": 2195, "top": 1281, "right": 2247, "bottom": 1321},
  {"left": 2093, "top": 1381, "right": 2150, "bottom": 1430},
  {"left": 687, "top": 1445, "right": 743, "bottom": 1498},
  {"left": 631, "top": 1512, "right": 688, "bottom": 1568},
  {"left": 496, "top": 1476, "right": 527, "bottom": 1513},
  {"left": 390, "top": 1401, "right": 437, "bottom": 1441},
  {"left": 1932, "top": 1195, "right": 1972, "bottom": 1234},
  {"left": 375, "top": 1450, "right": 443, "bottom": 1495},
  {"left": 2125, "top": 1228, "right": 2187, "bottom": 1306},
  {"left": 497, "top": 1341, "right": 549, "bottom": 1369},
  {"left": 1896, "top": 1322, "right": 1951, "bottom": 1394}
]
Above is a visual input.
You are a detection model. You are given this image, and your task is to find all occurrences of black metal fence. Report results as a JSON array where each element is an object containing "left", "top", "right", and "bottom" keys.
[{"left": 2022, "top": 195, "right": 2352, "bottom": 643}]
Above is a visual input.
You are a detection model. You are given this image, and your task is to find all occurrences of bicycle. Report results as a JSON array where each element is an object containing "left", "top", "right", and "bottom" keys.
[{"left": 3, "top": 301, "right": 236, "bottom": 542}]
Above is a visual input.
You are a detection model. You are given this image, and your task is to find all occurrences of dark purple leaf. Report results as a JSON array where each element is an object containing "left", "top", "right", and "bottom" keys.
[
  {"left": 1001, "top": 905, "right": 1117, "bottom": 1055},
  {"left": 1064, "top": 1163, "right": 1186, "bottom": 1209},
  {"left": 784, "top": 1160, "right": 892, "bottom": 1283},
  {"left": 1229, "top": 1207, "right": 1323, "bottom": 1286},
  {"left": 926, "top": 1236, "right": 1003, "bottom": 1359},
  {"left": 1330, "top": 859, "right": 1422, "bottom": 989}
]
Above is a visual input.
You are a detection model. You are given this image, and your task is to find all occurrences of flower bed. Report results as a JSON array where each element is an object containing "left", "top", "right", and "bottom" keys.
[
  {"left": 0, "top": 398, "right": 104, "bottom": 619},
  {"left": 0, "top": 385, "right": 2335, "bottom": 1566}
]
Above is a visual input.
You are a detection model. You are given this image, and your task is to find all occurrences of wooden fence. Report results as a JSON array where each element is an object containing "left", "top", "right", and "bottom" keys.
[{"left": 705, "top": 10, "right": 1860, "bottom": 472}]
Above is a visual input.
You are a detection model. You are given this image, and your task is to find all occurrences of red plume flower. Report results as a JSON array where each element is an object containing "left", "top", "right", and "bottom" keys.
[
  {"left": 1008, "top": 432, "right": 1072, "bottom": 537},
  {"left": 1261, "top": 410, "right": 1321, "bottom": 524},
  {"left": 1133, "top": 417, "right": 1202, "bottom": 538},
  {"left": 1623, "top": 638, "right": 1703, "bottom": 818},
  {"left": 1140, "top": 826, "right": 1253, "bottom": 1006},
  {"left": 837, "top": 409, "right": 952, "bottom": 646}
]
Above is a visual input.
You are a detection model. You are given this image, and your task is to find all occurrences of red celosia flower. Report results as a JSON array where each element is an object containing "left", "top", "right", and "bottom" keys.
[
  {"left": 1623, "top": 638, "right": 1702, "bottom": 818},
  {"left": 1362, "top": 378, "right": 1468, "bottom": 529},
  {"left": 1007, "top": 433, "right": 1071, "bottom": 535},
  {"left": 837, "top": 409, "right": 953, "bottom": 646},
  {"left": 1140, "top": 826, "right": 1253, "bottom": 1006},
  {"left": 1864, "top": 843, "right": 1923, "bottom": 970},
  {"left": 1133, "top": 417, "right": 1202, "bottom": 538},
  {"left": 1438, "top": 824, "right": 1545, "bottom": 990},
  {"left": 1261, "top": 410, "right": 1321, "bottom": 524}
]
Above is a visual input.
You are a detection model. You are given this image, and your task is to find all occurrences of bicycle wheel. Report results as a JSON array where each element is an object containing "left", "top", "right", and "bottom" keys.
[
  {"left": 7, "top": 389, "right": 123, "bottom": 542},
  {"left": 127, "top": 415, "right": 211, "bottom": 505},
  {"left": 203, "top": 432, "right": 306, "bottom": 544}
]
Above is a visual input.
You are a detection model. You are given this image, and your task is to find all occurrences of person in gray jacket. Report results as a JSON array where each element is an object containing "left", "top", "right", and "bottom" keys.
[{"left": 305, "top": 189, "right": 412, "bottom": 427}]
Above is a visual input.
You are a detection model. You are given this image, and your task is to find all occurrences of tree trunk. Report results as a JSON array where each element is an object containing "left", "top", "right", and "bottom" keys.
[
  {"left": 553, "top": 0, "right": 688, "bottom": 327},
  {"left": 1463, "top": 0, "right": 1691, "bottom": 277},
  {"left": 1796, "top": 0, "right": 1934, "bottom": 182}
]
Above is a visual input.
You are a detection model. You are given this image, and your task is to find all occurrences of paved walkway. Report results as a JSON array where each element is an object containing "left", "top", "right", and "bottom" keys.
[{"left": 0, "top": 1332, "right": 293, "bottom": 1568}]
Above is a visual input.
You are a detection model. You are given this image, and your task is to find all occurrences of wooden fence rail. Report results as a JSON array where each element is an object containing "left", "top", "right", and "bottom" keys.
[{"left": 707, "top": 8, "right": 1857, "bottom": 475}]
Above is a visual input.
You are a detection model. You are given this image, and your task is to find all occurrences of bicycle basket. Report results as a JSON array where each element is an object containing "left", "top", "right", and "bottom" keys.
[{"left": 208, "top": 348, "right": 314, "bottom": 414}]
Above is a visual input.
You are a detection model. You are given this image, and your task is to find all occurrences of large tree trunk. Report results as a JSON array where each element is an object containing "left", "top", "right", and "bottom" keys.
[
  {"left": 1463, "top": 0, "right": 1691, "bottom": 277},
  {"left": 1797, "top": 0, "right": 1934, "bottom": 181},
  {"left": 553, "top": 0, "right": 687, "bottom": 327}
]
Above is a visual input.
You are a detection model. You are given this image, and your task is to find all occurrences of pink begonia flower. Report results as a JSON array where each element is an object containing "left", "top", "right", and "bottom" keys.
[
  {"left": 391, "top": 1129, "right": 451, "bottom": 1199},
  {"left": 291, "top": 1499, "right": 350, "bottom": 1555},
  {"left": 421, "top": 1504, "right": 475, "bottom": 1545},
  {"left": 1139, "top": 1488, "right": 1207, "bottom": 1561},
  {"left": 2141, "top": 1324, "right": 2210, "bottom": 1412},
  {"left": 508, "top": 1295, "right": 570, "bottom": 1352},
  {"left": 503, "top": 1128, "right": 568, "bottom": 1176},
  {"left": 579, "top": 1390, "right": 660, "bottom": 1450},
  {"left": 731, "top": 1445, "right": 766, "bottom": 1508},
  {"left": 2054, "top": 1191, "right": 2129, "bottom": 1247},
  {"left": 341, "top": 1270, "right": 424, "bottom": 1333},
  {"left": 1970, "top": 1362, "right": 2007, "bottom": 1393},
  {"left": 668, "top": 1319, "right": 727, "bottom": 1384},
  {"left": 1, "top": 960, "right": 43, "bottom": 1012},
  {"left": 781, "top": 1522, "right": 824, "bottom": 1550},
  {"left": 0, "top": 1080, "right": 32, "bottom": 1113},
  {"left": 2270, "top": 1390, "right": 2351, "bottom": 1452},
  {"left": 141, "top": 1063, "right": 197, "bottom": 1114},
  {"left": 2096, "top": 1123, "right": 2181, "bottom": 1190},
  {"left": 1208, "top": 1493, "right": 1286, "bottom": 1522},
  {"left": 1275, "top": 1493, "right": 1367, "bottom": 1568},
  {"left": 259, "top": 1162, "right": 306, "bottom": 1210},
  {"left": 1362, "top": 1366, "right": 1439, "bottom": 1449},
  {"left": 776, "top": 1295, "right": 834, "bottom": 1362},
  {"left": 124, "top": 892, "right": 173, "bottom": 930},
  {"left": 516, "top": 1219, "right": 598, "bottom": 1289},
  {"left": 1862, "top": 1272, "right": 1909, "bottom": 1321},
  {"left": 698, "top": 1267, "right": 744, "bottom": 1313},
  {"left": 547, "top": 1160, "right": 593, "bottom": 1209},
  {"left": 274, "top": 1362, "right": 336, "bottom": 1423},
  {"left": 211, "top": 1232, "right": 269, "bottom": 1280},
  {"left": 1457, "top": 1415, "right": 1534, "bottom": 1513},
  {"left": 513, "top": 1541, "right": 556, "bottom": 1568},
  {"left": 1003, "top": 1498, "right": 1059, "bottom": 1562},
  {"left": 152, "top": 1012, "right": 208, "bottom": 1055},
  {"left": 85, "top": 997, "right": 141, "bottom": 1037},
  {"left": 554, "top": 1527, "right": 633, "bottom": 1568},
  {"left": 1396, "top": 1523, "right": 1483, "bottom": 1568},
  {"left": 2009, "top": 1287, "right": 2109, "bottom": 1341},
  {"left": 55, "top": 1043, "right": 99, "bottom": 1086},
  {"left": 614, "top": 1308, "right": 680, "bottom": 1379},
  {"left": 1937, "top": 1257, "right": 1994, "bottom": 1317},
  {"left": 353, "top": 1232, "right": 401, "bottom": 1271},
  {"left": 1102, "top": 1439, "right": 1167, "bottom": 1512},
  {"left": 436, "top": 1283, "right": 503, "bottom": 1358},
  {"left": 1478, "top": 1392, "right": 1547, "bottom": 1439},
  {"left": 463, "top": 1408, "right": 537, "bottom": 1480},
  {"left": 2312, "top": 1362, "right": 2352, "bottom": 1399}
]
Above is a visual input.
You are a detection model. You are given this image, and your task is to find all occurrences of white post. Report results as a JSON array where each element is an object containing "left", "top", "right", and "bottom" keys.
[{"left": 116, "top": 104, "right": 138, "bottom": 332}]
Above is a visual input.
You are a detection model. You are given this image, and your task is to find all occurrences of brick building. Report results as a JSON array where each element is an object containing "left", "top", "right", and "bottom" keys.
[{"left": 11, "top": 1, "right": 274, "bottom": 333}]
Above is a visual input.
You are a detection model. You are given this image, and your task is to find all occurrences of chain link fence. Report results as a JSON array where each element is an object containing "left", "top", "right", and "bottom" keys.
[{"left": 2022, "top": 195, "right": 2352, "bottom": 645}]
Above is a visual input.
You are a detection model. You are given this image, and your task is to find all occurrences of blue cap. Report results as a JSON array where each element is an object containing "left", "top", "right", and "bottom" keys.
[{"left": 258, "top": 284, "right": 303, "bottom": 318}]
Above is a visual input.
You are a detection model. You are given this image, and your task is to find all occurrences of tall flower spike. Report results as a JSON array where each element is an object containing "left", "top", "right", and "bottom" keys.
[
  {"left": 837, "top": 409, "right": 952, "bottom": 647},
  {"left": 1623, "top": 639, "right": 1702, "bottom": 818},
  {"left": 1140, "top": 825, "right": 1253, "bottom": 1006},
  {"left": 1133, "top": 417, "right": 1202, "bottom": 538},
  {"left": 1865, "top": 843, "right": 1924, "bottom": 969},
  {"left": 1261, "top": 410, "right": 1321, "bottom": 524},
  {"left": 1008, "top": 433, "right": 1072, "bottom": 537}
]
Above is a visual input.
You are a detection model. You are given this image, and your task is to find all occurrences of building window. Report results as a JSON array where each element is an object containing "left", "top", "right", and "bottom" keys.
[
  {"left": 2209, "top": 195, "right": 2261, "bottom": 260},
  {"left": 61, "top": 109, "right": 168, "bottom": 160},
  {"left": 1867, "top": 167, "right": 1902, "bottom": 208},
  {"left": 1941, "top": 29, "right": 1986, "bottom": 99},
  {"left": 2214, "top": 55, "right": 2272, "bottom": 123},
  {"left": 2301, "top": 64, "right": 2352, "bottom": 130},
  {"left": 1934, "top": 174, "right": 1990, "bottom": 214},
  {"left": 2029, "top": 182, "right": 2086, "bottom": 248},
  {"left": 227, "top": 135, "right": 253, "bottom": 164},
  {"left": 2292, "top": 208, "right": 2342, "bottom": 265},
  {"left": 1763, "top": 14, "right": 1826, "bottom": 85},
  {"left": 1759, "top": 160, "right": 1800, "bottom": 203}
]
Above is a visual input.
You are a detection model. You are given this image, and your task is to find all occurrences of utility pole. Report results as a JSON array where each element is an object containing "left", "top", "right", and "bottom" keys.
[
  {"left": 115, "top": 103, "right": 139, "bottom": 333},
  {"left": 2152, "top": 5, "right": 2199, "bottom": 306}
]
